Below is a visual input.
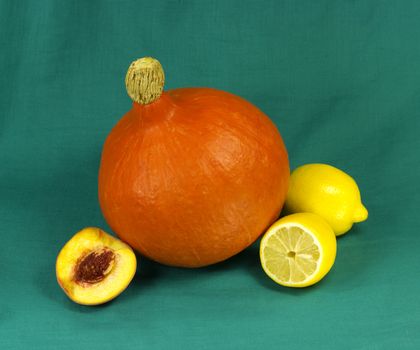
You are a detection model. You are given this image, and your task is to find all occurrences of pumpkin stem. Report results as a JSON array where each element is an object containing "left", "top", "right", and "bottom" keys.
[{"left": 125, "top": 57, "right": 165, "bottom": 105}]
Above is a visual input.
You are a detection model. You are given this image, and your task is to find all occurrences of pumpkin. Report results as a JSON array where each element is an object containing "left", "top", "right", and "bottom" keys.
[{"left": 98, "top": 57, "right": 289, "bottom": 267}]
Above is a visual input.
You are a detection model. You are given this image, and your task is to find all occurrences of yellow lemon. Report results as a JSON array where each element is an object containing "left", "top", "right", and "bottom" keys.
[
  {"left": 260, "top": 213, "right": 336, "bottom": 288},
  {"left": 285, "top": 163, "right": 368, "bottom": 236}
]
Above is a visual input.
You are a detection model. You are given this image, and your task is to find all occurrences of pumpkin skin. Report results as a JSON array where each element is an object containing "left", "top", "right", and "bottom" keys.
[{"left": 98, "top": 87, "right": 289, "bottom": 267}]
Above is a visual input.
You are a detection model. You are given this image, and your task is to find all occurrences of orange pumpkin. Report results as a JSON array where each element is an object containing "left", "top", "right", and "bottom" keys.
[{"left": 98, "top": 57, "right": 289, "bottom": 267}]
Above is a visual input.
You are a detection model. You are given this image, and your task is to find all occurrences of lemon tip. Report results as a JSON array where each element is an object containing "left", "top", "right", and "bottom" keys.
[{"left": 353, "top": 204, "right": 368, "bottom": 222}]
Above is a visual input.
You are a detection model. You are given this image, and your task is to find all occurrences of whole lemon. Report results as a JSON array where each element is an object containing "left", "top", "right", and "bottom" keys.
[{"left": 285, "top": 164, "right": 368, "bottom": 236}]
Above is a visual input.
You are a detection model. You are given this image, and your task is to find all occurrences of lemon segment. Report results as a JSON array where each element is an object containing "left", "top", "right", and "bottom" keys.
[{"left": 260, "top": 213, "right": 337, "bottom": 288}]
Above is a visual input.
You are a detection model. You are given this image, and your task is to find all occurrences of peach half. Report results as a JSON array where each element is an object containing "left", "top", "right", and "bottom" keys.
[{"left": 56, "top": 227, "right": 137, "bottom": 305}]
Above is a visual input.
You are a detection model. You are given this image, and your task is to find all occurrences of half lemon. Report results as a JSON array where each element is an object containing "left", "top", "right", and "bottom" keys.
[{"left": 260, "top": 213, "right": 337, "bottom": 288}]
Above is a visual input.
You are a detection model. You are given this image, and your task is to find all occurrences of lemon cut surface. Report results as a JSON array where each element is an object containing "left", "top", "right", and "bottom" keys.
[{"left": 260, "top": 213, "right": 336, "bottom": 288}]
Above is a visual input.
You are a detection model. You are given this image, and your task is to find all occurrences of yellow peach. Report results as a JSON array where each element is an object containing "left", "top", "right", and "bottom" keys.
[{"left": 56, "top": 227, "right": 137, "bottom": 305}]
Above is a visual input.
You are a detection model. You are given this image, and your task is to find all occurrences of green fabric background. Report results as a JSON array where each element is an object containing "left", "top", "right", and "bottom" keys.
[{"left": 1, "top": 0, "right": 419, "bottom": 349}]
